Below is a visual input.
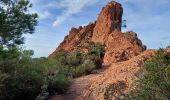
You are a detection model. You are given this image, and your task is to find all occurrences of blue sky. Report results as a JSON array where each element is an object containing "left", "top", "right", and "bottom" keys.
[{"left": 25, "top": 0, "right": 170, "bottom": 57}]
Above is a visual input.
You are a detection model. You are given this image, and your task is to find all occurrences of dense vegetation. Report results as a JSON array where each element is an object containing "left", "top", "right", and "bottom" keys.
[
  {"left": 125, "top": 49, "right": 170, "bottom": 100},
  {"left": 55, "top": 42, "right": 105, "bottom": 78},
  {"left": 0, "top": 0, "right": 72, "bottom": 100},
  {"left": 0, "top": 47, "right": 71, "bottom": 100},
  {"left": 0, "top": 0, "right": 38, "bottom": 47},
  {"left": 0, "top": 44, "right": 105, "bottom": 100}
]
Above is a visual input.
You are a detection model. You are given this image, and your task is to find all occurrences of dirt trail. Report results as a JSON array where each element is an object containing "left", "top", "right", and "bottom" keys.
[{"left": 49, "top": 73, "right": 102, "bottom": 100}]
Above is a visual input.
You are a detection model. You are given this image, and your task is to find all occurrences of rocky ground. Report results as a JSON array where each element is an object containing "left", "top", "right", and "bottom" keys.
[{"left": 49, "top": 50, "right": 156, "bottom": 100}]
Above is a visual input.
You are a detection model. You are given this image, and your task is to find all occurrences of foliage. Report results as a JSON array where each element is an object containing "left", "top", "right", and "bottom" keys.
[
  {"left": 47, "top": 74, "right": 71, "bottom": 95},
  {"left": 55, "top": 42, "right": 105, "bottom": 78},
  {"left": 124, "top": 32, "right": 136, "bottom": 42},
  {"left": 0, "top": 0, "right": 38, "bottom": 47},
  {"left": 104, "top": 81, "right": 127, "bottom": 100},
  {"left": 81, "top": 59, "right": 96, "bottom": 74},
  {"left": 125, "top": 49, "right": 170, "bottom": 100},
  {"left": 0, "top": 0, "right": 72, "bottom": 100},
  {"left": 0, "top": 48, "right": 72, "bottom": 100}
]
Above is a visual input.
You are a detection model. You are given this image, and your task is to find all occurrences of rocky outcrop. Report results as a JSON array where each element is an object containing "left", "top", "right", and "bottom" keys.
[
  {"left": 103, "top": 31, "right": 146, "bottom": 64},
  {"left": 80, "top": 50, "right": 156, "bottom": 100},
  {"left": 49, "top": 1, "right": 146, "bottom": 64},
  {"left": 49, "top": 22, "right": 96, "bottom": 58},
  {"left": 50, "top": 50, "right": 156, "bottom": 100},
  {"left": 92, "top": 1, "right": 123, "bottom": 44}
]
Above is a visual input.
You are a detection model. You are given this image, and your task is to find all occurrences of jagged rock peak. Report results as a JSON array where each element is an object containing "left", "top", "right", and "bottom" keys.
[
  {"left": 49, "top": 1, "right": 146, "bottom": 64},
  {"left": 92, "top": 1, "right": 123, "bottom": 44},
  {"left": 49, "top": 22, "right": 96, "bottom": 58}
]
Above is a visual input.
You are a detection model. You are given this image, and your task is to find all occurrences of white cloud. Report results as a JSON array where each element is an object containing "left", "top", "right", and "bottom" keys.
[
  {"left": 119, "top": 0, "right": 170, "bottom": 48},
  {"left": 39, "top": 11, "right": 51, "bottom": 20},
  {"left": 52, "top": 0, "right": 99, "bottom": 27},
  {"left": 29, "top": 0, "right": 52, "bottom": 20}
]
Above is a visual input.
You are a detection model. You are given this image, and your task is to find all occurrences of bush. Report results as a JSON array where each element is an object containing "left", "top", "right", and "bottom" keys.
[
  {"left": 47, "top": 74, "right": 71, "bottom": 95},
  {"left": 0, "top": 48, "right": 72, "bottom": 100},
  {"left": 104, "top": 81, "right": 127, "bottom": 100},
  {"left": 82, "top": 59, "right": 96, "bottom": 74},
  {"left": 125, "top": 49, "right": 170, "bottom": 100},
  {"left": 66, "top": 52, "right": 83, "bottom": 67},
  {"left": 0, "top": 54, "right": 46, "bottom": 100},
  {"left": 88, "top": 56, "right": 103, "bottom": 69},
  {"left": 124, "top": 32, "right": 136, "bottom": 42},
  {"left": 54, "top": 42, "right": 105, "bottom": 78},
  {"left": 55, "top": 50, "right": 68, "bottom": 65}
]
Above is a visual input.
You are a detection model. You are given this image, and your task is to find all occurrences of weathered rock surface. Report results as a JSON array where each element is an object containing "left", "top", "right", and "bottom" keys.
[
  {"left": 92, "top": 1, "right": 123, "bottom": 44},
  {"left": 49, "top": 22, "right": 96, "bottom": 58},
  {"left": 49, "top": 1, "right": 145, "bottom": 64},
  {"left": 49, "top": 50, "right": 156, "bottom": 100},
  {"left": 103, "top": 31, "right": 145, "bottom": 64},
  {"left": 80, "top": 50, "right": 156, "bottom": 100}
]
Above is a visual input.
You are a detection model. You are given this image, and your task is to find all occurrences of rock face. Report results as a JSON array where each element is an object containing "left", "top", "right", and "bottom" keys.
[
  {"left": 49, "top": 22, "right": 96, "bottom": 58},
  {"left": 104, "top": 31, "right": 145, "bottom": 64},
  {"left": 49, "top": 1, "right": 146, "bottom": 64},
  {"left": 92, "top": 1, "right": 123, "bottom": 44}
]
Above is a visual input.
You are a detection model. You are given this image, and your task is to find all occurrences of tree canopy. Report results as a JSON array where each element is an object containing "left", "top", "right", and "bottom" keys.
[{"left": 0, "top": 0, "right": 38, "bottom": 48}]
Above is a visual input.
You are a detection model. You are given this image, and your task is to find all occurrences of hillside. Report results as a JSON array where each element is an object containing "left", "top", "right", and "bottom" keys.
[{"left": 49, "top": 1, "right": 166, "bottom": 100}]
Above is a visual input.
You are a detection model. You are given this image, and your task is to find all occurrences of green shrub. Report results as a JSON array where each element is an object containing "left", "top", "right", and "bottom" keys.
[
  {"left": 55, "top": 50, "right": 68, "bottom": 65},
  {"left": 66, "top": 52, "right": 83, "bottom": 67},
  {"left": 54, "top": 42, "right": 105, "bottom": 78},
  {"left": 88, "top": 56, "right": 103, "bottom": 69},
  {"left": 82, "top": 59, "right": 96, "bottom": 74},
  {"left": 125, "top": 49, "right": 170, "bottom": 100},
  {"left": 47, "top": 74, "right": 71, "bottom": 95},
  {"left": 70, "top": 66, "right": 85, "bottom": 78},
  {"left": 87, "top": 42, "right": 105, "bottom": 58},
  {"left": 0, "top": 48, "right": 72, "bottom": 100},
  {"left": 124, "top": 32, "right": 136, "bottom": 42},
  {"left": 104, "top": 81, "right": 127, "bottom": 100},
  {"left": 0, "top": 56, "right": 46, "bottom": 100}
]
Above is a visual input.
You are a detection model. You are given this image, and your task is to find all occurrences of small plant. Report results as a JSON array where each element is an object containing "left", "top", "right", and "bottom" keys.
[
  {"left": 82, "top": 59, "right": 96, "bottom": 74},
  {"left": 47, "top": 74, "right": 71, "bottom": 95},
  {"left": 124, "top": 32, "right": 136, "bottom": 42},
  {"left": 125, "top": 49, "right": 170, "bottom": 100},
  {"left": 104, "top": 81, "right": 127, "bottom": 100}
]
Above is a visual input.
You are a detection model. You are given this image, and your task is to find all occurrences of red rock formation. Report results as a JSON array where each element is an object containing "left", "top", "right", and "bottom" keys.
[
  {"left": 104, "top": 31, "right": 145, "bottom": 64},
  {"left": 49, "top": 22, "right": 96, "bottom": 58},
  {"left": 49, "top": 1, "right": 146, "bottom": 64},
  {"left": 92, "top": 1, "right": 123, "bottom": 44}
]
